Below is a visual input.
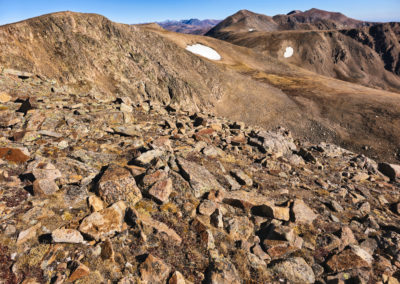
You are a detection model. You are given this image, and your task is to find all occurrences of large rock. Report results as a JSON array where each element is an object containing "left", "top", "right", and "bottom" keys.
[
  {"left": 326, "top": 245, "right": 372, "bottom": 272},
  {"left": 140, "top": 254, "right": 171, "bottom": 283},
  {"left": 292, "top": 199, "right": 318, "bottom": 224},
  {"left": 271, "top": 257, "right": 315, "bottom": 283},
  {"left": 32, "top": 179, "right": 59, "bottom": 196},
  {"left": 97, "top": 165, "right": 142, "bottom": 205},
  {"left": 79, "top": 201, "right": 127, "bottom": 241},
  {"left": 249, "top": 129, "right": 296, "bottom": 157},
  {"left": 177, "top": 157, "right": 223, "bottom": 197}
]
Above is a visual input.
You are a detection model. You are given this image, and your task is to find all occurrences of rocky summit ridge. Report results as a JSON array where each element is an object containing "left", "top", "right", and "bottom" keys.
[{"left": 0, "top": 11, "right": 400, "bottom": 284}]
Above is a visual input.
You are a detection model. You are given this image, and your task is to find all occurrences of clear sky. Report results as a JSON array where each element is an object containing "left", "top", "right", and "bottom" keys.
[{"left": 0, "top": 0, "right": 399, "bottom": 26}]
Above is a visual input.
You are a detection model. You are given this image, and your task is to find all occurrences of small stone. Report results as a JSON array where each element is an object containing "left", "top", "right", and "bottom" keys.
[
  {"left": 52, "top": 228, "right": 84, "bottom": 244},
  {"left": 230, "top": 169, "right": 253, "bottom": 187},
  {"left": 17, "top": 222, "right": 41, "bottom": 245},
  {"left": 329, "top": 200, "right": 344, "bottom": 213},
  {"left": 359, "top": 202, "right": 371, "bottom": 215},
  {"left": 0, "top": 92, "right": 11, "bottom": 103},
  {"left": 68, "top": 262, "right": 90, "bottom": 282},
  {"left": 210, "top": 209, "right": 223, "bottom": 228},
  {"left": 148, "top": 178, "right": 173, "bottom": 203},
  {"left": 97, "top": 165, "right": 142, "bottom": 205},
  {"left": 271, "top": 257, "right": 315, "bottom": 284},
  {"left": 33, "top": 179, "right": 59, "bottom": 196},
  {"left": 292, "top": 199, "right": 318, "bottom": 224},
  {"left": 338, "top": 226, "right": 357, "bottom": 250},
  {"left": 79, "top": 201, "right": 127, "bottom": 241},
  {"left": 88, "top": 195, "right": 104, "bottom": 212},
  {"left": 252, "top": 244, "right": 270, "bottom": 261},
  {"left": 140, "top": 254, "right": 171, "bottom": 283},
  {"left": 198, "top": 200, "right": 217, "bottom": 216}
]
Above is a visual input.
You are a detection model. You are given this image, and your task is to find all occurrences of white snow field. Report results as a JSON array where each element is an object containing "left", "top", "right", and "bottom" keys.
[
  {"left": 186, "top": 44, "right": 221, "bottom": 61},
  {"left": 284, "top": 46, "right": 294, "bottom": 58}
]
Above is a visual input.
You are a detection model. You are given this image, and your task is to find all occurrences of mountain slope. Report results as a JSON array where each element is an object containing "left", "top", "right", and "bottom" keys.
[
  {"left": 206, "top": 9, "right": 400, "bottom": 92},
  {"left": 206, "top": 10, "right": 279, "bottom": 39},
  {"left": 273, "top": 8, "right": 370, "bottom": 30}
]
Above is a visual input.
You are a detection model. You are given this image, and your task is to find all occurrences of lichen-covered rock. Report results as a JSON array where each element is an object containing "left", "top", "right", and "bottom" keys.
[
  {"left": 271, "top": 257, "right": 315, "bottom": 283},
  {"left": 97, "top": 165, "right": 142, "bottom": 205}
]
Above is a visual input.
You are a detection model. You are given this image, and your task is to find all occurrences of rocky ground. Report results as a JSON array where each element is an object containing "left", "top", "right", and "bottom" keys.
[{"left": 1, "top": 70, "right": 400, "bottom": 284}]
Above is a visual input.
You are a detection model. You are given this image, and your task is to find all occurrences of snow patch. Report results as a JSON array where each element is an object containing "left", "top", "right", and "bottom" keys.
[
  {"left": 186, "top": 44, "right": 221, "bottom": 61},
  {"left": 284, "top": 47, "right": 294, "bottom": 58}
]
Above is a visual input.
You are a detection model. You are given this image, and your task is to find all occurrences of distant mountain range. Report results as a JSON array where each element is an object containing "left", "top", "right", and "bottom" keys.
[{"left": 157, "top": 18, "right": 221, "bottom": 35}]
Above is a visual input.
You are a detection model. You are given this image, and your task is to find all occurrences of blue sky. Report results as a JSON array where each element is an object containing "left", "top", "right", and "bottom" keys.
[{"left": 0, "top": 0, "right": 399, "bottom": 25}]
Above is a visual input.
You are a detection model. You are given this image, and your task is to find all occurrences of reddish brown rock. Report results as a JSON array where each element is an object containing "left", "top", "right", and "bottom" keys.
[
  {"left": 326, "top": 246, "right": 372, "bottom": 272},
  {"left": 148, "top": 178, "right": 173, "bottom": 203},
  {"left": 68, "top": 262, "right": 90, "bottom": 282},
  {"left": 0, "top": 147, "right": 30, "bottom": 163}
]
